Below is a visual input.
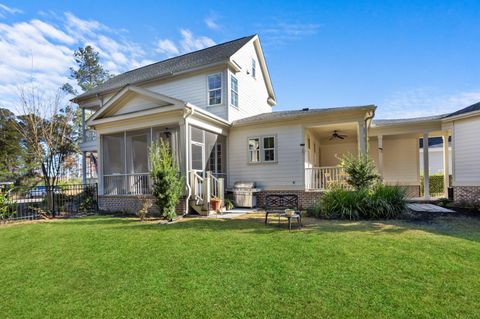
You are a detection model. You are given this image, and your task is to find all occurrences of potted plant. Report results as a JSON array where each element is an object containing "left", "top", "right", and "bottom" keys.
[
  {"left": 210, "top": 197, "right": 222, "bottom": 211},
  {"left": 224, "top": 198, "right": 234, "bottom": 210}
]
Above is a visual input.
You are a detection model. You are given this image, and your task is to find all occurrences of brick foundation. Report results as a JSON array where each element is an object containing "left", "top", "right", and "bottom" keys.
[
  {"left": 256, "top": 185, "right": 420, "bottom": 210},
  {"left": 99, "top": 195, "right": 186, "bottom": 215},
  {"left": 453, "top": 186, "right": 480, "bottom": 204}
]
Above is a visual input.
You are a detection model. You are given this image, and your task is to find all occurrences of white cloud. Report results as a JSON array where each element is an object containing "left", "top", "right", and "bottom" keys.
[
  {"left": 155, "top": 29, "right": 215, "bottom": 58},
  {"left": 180, "top": 29, "right": 215, "bottom": 52},
  {"left": 155, "top": 39, "right": 179, "bottom": 55},
  {"left": 0, "top": 11, "right": 217, "bottom": 109},
  {"left": 0, "top": 3, "right": 22, "bottom": 17},
  {"left": 205, "top": 16, "right": 219, "bottom": 30},
  {"left": 378, "top": 88, "right": 480, "bottom": 118}
]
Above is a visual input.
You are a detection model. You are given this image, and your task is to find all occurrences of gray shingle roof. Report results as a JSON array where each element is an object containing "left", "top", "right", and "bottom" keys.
[
  {"left": 232, "top": 105, "right": 376, "bottom": 126},
  {"left": 74, "top": 35, "right": 256, "bottom": 101},
  {"left": 446, "top": 101, "right": 480, "bottom": 118},
  {"left": 372, "top": 114, "right": 447, "bottom": 126}
]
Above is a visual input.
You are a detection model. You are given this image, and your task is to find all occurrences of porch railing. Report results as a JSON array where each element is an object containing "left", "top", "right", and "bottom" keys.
[
  {"left": 104, "top": 173, "right": 150, "bottom": 195},
  {"left": 189, "top": 171, "right": 225, "bottom": 209},
  {"left": 305, "top": 166, "right": 348, "bottom": 190}
]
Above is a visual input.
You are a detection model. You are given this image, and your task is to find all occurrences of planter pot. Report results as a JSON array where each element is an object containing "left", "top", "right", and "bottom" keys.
[{"left": 210, "top": 199, "right": 222, "bottom": 211}]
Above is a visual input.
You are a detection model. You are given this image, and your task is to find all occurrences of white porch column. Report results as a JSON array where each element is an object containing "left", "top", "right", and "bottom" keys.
[
  {"left": 423, "top": 132, "right": 430, "bottom": 199},
  {"left": 357, "top": 121, "right": 367, "bottom": 156},
  {"left": 377, "top": 135, "right": 384, "bottom": 181},
  {"left": 442, "top": 132, "right": 450, "bottom": 197}
]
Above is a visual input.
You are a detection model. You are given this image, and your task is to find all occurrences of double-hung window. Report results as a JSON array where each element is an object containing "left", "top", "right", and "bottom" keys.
[
  {"left": 208, "top": 73, "right": 222, "bottom": 106},
  {"left": 251, "top": 59, "right": 256, "bottom": 78},
  {"left": 248, "top": 135, "right": 276, "bottom": 163},
  {"left": 230, "top": 75, "right": 238, "bottom": 108}
]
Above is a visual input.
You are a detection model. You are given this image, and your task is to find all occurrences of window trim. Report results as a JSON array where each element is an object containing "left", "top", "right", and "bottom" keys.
[
  {"left": 247, "top": 134, "right": 277, "bottom": 164},
  {"left": 207, "top": 72, "right": 223, "bottom": 106},
  {"left": 230, "top": 74, "right": 239, "bottom": 108}
]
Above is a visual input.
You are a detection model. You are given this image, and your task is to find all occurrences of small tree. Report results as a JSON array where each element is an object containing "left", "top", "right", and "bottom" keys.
[
  {"left": 149, "top": 140, "right": 184, "bottom": 221},
  {"left": 338, "top": 154, "right": 379, "bottom": 191}
]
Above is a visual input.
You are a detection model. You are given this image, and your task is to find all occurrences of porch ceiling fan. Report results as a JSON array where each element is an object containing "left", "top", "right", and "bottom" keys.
[{"left": 329, "top": 130, "right": 347, "bottom": 140}]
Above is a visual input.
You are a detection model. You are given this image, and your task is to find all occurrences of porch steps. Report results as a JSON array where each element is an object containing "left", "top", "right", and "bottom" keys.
[{"left": 189, "top": 201, "right": 216, "bottom": 216}]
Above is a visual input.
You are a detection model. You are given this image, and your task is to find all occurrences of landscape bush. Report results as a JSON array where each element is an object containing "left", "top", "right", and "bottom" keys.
[
  {"left": 313, "top": 155, "right": 407, "bottom": 219},
  {"left": 149, "top": 139, "right": 184, "bottom": 221},
  {"left": 313, "top": 185, "right": 406, "bottom": 220}
]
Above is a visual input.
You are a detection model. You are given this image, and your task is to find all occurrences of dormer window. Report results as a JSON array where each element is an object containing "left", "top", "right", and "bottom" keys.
[
  {"left": 230, "top": 75, "right": 238, "bottom": 108},
  {"left": 208, "top": 73, "right": 222, "bottom": 106},
  {"left": 251, "top": 59, "right": 256, "bottom": 78}
]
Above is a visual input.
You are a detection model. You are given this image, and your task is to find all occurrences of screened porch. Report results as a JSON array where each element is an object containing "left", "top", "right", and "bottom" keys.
[{"left": 102, "top": 126, "right": 180, "bottom": 195}]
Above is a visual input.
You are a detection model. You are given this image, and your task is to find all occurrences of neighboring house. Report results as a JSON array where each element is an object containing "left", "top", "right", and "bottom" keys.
[
  {"left": 419, "top": 137, "right": 452, "bottom": 175},
  {"left": 73, "top": 35, "right": 480, "bottom": 214}
]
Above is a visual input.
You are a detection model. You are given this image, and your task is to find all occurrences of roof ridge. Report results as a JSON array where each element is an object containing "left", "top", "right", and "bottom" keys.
[{"left": 110, "top": 34, "right": 256, "bottom": 78}]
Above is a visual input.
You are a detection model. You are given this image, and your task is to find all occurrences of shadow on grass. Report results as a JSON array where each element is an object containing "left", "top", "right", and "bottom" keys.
[{"left": 49, "top": 213, "right": 480, "bottom": 243}]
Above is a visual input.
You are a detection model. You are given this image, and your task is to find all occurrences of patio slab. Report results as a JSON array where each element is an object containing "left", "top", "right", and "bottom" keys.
[
  {"left": 407, "top": 203, "right": 455, "bottom": 213},
  {"left": 208, "top": 208, "right": 258, "bottom": 219}
]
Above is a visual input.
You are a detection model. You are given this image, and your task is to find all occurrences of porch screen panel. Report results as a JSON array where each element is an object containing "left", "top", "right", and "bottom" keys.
[
  {"left": 191, "top": 144, "right": 203, "bottom": 171},
  {"left": 126, "top": 130, "right": 150, "bottom": 174},
  {"left": 153, "top": 127, "right": 180, "bottom": 167},
  {"left": 103, "top": 133, "right": 126, "bottom": 195}
]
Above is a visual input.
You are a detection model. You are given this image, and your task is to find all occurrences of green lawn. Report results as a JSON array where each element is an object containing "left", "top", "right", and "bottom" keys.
[{"left": 1, "top": 215, "right": 479, "bottom": 318}]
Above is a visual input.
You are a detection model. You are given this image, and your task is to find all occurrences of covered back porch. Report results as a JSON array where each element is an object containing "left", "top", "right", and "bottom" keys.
[{"left": 304, "top": 121, "right": 367, "bottom": 191}]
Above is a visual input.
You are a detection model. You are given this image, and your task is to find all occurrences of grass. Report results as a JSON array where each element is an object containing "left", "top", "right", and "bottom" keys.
[{"left": 1, "top": 214, "right": 480, "bottom": 318}]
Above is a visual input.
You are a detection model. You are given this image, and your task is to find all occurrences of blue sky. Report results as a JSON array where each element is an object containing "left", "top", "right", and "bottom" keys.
[{"left": 1, "top": 0, "right": 479, "bottom": 118}]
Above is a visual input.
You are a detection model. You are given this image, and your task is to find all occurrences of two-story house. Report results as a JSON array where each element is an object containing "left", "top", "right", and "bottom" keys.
[{"left": 74, "top": 35, "right": 480, "bottom": 214}]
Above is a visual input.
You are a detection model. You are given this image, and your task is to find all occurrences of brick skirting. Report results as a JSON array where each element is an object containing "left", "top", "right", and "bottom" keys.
[
  {"left": 256, "top": 185, "right": 420, "bottom": 210},
  {"left": 453, "top": 186, "right": 480, "bottom": 204},
  {"left": 99, "top": 195, "right": 186, "bottom": 215}
]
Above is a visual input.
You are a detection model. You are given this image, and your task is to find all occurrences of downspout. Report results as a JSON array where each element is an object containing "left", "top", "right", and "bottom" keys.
[
  {"left": 183, "top": 105, "right": 194, "bottom": 215},
  {"left": 364, "top": 110, "right": 375, "bottom": 154}
]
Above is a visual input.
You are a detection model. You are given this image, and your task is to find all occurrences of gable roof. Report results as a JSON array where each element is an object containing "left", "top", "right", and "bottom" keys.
[
  {"left": 88, "top": 85, "right": 186, "bottom": 125},
  {"left": 445, "top": 101, "right": 480, "bottom": 118},
  {"left": 74, "top": 35, "right": 256, "bottom": 101}
]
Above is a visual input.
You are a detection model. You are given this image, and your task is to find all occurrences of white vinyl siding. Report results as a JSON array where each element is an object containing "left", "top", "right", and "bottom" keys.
[
  {"left": 229, "top": 124, "right": 304, "bottom": 190},
  {"left": 452, "top": 116, "right": 480, "bottom": 185},
  {"left": 208, "top": 73, "right": 222, "bottom": 106},
  {"left": 228, "top": 41, "right": 272, "bottom": 122}
]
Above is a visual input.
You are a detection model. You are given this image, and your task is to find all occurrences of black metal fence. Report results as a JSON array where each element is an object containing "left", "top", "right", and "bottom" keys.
[{"left": 0, "top": 184, "right": 98, "bottom": 223}]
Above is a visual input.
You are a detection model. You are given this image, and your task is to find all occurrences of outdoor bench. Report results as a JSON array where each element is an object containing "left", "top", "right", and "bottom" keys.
[{"left": 264, "top": 194, "right": 302, "bottom": 230}]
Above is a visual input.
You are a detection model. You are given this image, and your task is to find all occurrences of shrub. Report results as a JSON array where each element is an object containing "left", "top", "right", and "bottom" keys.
[
  {"left": 365, "top": 184, "right": 407, "bottom": 219},
  {"left": 149, "top": 140, "right": 184, "bottom": 221},
  {"left": 224, "top": 198, "right": 234, "bottom": 210},
  {"left": 318, "top": 184, "right": 406, "bottom": 220},
  {"left": 0, "top": 193, "right": 15, "bottom": 221},
  {"left": 338, "top": 154, "right": 379, "bottom": 190}
]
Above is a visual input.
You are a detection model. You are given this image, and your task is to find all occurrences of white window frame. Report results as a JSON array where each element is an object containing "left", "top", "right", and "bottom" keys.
[
  {"left": 230, "top": 75, "right": 238, "bottom": 108},
  {"left": 251, "top": 58, "right": 256, "bottom": 79},
  {"left": 262, "top": 136, "right": 276, "bottom": 162},
  {"left": 247, "top": 135, "right": 277, "bottom": 164},
  {"left": 207, "top": 73, "right": 223, "bottom": 106}
]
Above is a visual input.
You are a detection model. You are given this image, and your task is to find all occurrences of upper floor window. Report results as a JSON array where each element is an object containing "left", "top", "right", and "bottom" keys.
[
  {"left": 230, "top": 75, "right": 238, "bottom": 108},
  {"left": 208, "top": 73, "right": 222, "bottom": 106},
  {"left": 251, "top": 59, "right": 256, "bottom": 78},
  {"left": 248, "top": 135, "right": 276, "bottom": 163}
]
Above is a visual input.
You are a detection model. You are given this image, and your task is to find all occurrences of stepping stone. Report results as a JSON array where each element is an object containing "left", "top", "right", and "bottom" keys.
[{"left": 407, "top": 203, "right": 455, "bottom": 213}]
